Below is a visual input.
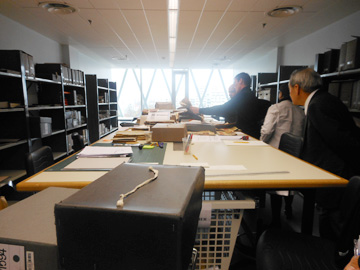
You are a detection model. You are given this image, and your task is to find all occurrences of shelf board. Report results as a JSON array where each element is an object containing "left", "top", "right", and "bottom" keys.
[
  {"left": 67, "top": 124, "right": 87, "bottom": 132},
  {"left": 98, "top": 86, "right": 108, "bottom": 90},
  {"left": 100, "top": 130, "right": 114, "bottom": 138},
  {"left": 99, "top": 116, "right": 112, "bottom": 122},
  {"left": 109, "top": 102, "right": 118, "bottom": 105},
  {"left": 0, "top": 71, "right": 21, "bottom": 78},
  {"left": 109, "top": 88, "right": 117, "bottom": 92},
  {"left": 65, "top": 105, "right": 86, "bottom": 109},
  {"left": 28, "top": 105, "right": 63, "bottom": 110},
  {"left": 30, "top": 129, "right": 66, "bottom": 140},
  {"left": 258, "top": 81, "right": 278, "bottom": 87},
  {"left": 98, "top": 102, "right": 109, "bottom": 106},
  {"left": 0, "top": 170, "right": 27, "bottom": 183},
  {"left": 64, "top": 83, "right": 85, "bottom": 88},
  {"left": 31, "top": 77, "right": 62, "bottom": 84},
  {"left": 53, "top": 152, "right": 67, "bottom": 160},
  {"left": 0, "top": 108, "right": 25, "bottom": 112},
  {"left": 0, "top": 139, "right": 28, "bottom": 150},
  {"left": 321, "top": 68, "right": 360, "bottom": 78}
]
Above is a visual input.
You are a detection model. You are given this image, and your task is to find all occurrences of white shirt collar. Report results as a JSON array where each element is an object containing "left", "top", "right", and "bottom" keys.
[{"left": 304, "top": 89, "right": 319, "bottom": 115}]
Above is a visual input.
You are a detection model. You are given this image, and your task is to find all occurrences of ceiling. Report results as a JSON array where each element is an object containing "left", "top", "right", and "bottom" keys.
[{"left": 1, "top": 0, "right": 360, "bottom": 69}]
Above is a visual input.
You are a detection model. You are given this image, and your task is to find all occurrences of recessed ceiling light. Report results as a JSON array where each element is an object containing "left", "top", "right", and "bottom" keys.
[
  {"left": 38, "top": 2, "right": 77, "bottom": 15},
  {"left": 267, "top": 6, "right": 302, "bottom": 18}
]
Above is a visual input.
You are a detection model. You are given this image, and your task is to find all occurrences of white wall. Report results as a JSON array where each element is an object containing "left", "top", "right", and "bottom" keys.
[
  {"left": 232, "top": 10, "right": 360, "bottom": 74},
  {"left": 0, "top": 14, "right": 113, "bottom": 79},
  {"left": 233, "top": 48, "right": 278, "bottom": 76},
  {"left": 281, "top": 10, "right": 360, "bottom": 66},
  {"left": 68, "top": 46, "right": 112, "bottom": 79},
  {"left": 0, "top": 14, "right": 62, "bottom": 64}
]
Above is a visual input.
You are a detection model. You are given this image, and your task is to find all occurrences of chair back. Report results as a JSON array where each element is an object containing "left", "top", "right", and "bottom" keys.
[
  {"left": 72, "top": 132, "right": 85, "bottom": 152},
  {"left": 278, "top": 132, "right": 303, "bottom": 158},
  {"left": 336, "top": 176, "right": 360, "bottom": 257},
  {"left": 25, "top": 146, "right": 54, "bottom": 176}
]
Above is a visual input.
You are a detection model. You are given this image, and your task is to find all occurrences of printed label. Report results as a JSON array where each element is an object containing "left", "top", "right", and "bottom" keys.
[
  {"left": 25, "top": 252, "right": 34, "bottom": 270},
  {"left": 0, "top": 243, "right": 25, "bottom": 270},
  {"left": 198, "top": 202, "right": 212, "bottom": 228}
]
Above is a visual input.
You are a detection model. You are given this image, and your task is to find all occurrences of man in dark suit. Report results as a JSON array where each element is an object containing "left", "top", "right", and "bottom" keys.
[
  {"left": 189, "top": 72, "right": 270, "bottom": 139},
  {"left": 289, "top": 68, "right": 360, "bottom": 239}
]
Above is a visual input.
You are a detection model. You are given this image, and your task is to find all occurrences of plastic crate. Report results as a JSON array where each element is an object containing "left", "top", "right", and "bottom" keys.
[{"left": 193, "top": 191, "right": 255, "bottom": 270}]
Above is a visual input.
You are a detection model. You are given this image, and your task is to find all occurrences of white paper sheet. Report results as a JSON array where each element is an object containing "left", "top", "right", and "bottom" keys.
[
  {"left": 77, "top": 146, "right": 133, "bottom": 157},
  {"left": 191, "top": 135, "right": 221, "bottom": 142},
  {"left": 63, "top": 157, "right": 130, "bottom": 170}
]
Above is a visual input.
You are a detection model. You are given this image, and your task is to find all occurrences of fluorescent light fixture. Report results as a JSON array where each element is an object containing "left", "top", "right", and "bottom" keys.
[
  {"left": 168, "top": 0, "right": 179, "bottom": 10},
  {"left": 168, "top": 10, "right": 178, "bottom": 38},
  {"left": 168, "top": 0, "right": 179, "bottom": 67},
  {"left": 169, "top": 37, "right": 177, "bottom": 53}
]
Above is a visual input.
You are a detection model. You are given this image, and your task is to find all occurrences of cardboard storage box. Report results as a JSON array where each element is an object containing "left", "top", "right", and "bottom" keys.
[
  {"left": 55, "top": 163, "right": 204, "bottom": 270},
  {"left": 151, "top": 123, "right": 187, "bottom": 142},
  {"left": 30, "top": 116, "right": 52, "bottom": 137},
  {"left": 0, "top": 187, "right": 78, "bottom": 270}
]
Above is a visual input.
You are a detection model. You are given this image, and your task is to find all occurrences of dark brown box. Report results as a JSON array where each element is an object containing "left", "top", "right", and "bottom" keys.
[{"left": 55, "top": 163, "right": 204, "bottom": 270}]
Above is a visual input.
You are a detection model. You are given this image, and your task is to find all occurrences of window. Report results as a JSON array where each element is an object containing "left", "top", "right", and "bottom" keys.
[{"left": 112, "top": 68, "right": 234, "bottom": 117}]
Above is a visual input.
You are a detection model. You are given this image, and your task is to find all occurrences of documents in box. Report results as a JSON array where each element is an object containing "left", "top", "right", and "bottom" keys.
[
  {"left": 0, "top": 187, "right": 78, "bottom": 270},
  {"left": 55, "top": 163, "right": 205, "bottom": 270},
  {"left": 151, "top": 123, "right": 187, "bottom": 142}
]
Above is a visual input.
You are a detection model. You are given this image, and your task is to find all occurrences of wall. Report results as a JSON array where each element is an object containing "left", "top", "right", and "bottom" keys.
[
  {"left": 232, "top": 10, "right": 360, "bottom": 75},
  {"left": 0, "top": 14, "right": 62, "bottom": 64},
  {"left": 0, "top": 14, "right": 113, "bottom": 79},
  {"left": 281, "top": 10, "right": 360, "bottom": 66}
]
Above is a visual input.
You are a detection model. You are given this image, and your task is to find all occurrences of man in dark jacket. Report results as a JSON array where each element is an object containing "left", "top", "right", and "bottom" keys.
[
  {"left": 189, "top": 72, "right": 270, "bottom": 139},
  {"left": 289, "top": 67, "right": 360, "bottom": 239}
]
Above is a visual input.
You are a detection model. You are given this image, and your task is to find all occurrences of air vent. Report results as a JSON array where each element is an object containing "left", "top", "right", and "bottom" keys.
[
  {"left": 267, "top": 6, "right": 302, "bottom": 18},
  {"left": 38, "top": 2, "right": 77, "bottom": 14}
]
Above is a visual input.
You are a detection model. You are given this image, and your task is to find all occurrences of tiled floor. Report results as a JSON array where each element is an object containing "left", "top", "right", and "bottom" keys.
[{"left": 229, "top": 192, "right": 319, "bottom": 270}]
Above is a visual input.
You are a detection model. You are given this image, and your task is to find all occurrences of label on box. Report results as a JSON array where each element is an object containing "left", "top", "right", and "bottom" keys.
[
  {"left": 0, "top": 243, "right": 25, "bottom": 270},
  {"left": 198, "top": 202, "right": 212, "bottom": 228}
]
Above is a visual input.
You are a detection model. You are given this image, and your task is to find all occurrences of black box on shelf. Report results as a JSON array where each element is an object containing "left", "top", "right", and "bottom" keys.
[
  {"left": 345, "top": 37, "right": 360, "bottom": 70},
  {"left": 323, "top": 49, "right": 340, "bottom": 73},
  {"left": 0, "top": 187, "right": 78, "bottom": 270},
  {"left": 351, "top": 80, "right": 360, "bottom": 110},
  {"left": 338, "top": 43, "right": 347, "bottom": 71},
  {"left": 340, "top": 81, "right": 354, "bottom": 108},
  {"left": 55, "top": 163, "right": 204, "bottom": 270},
  {"left": 314, "top": 53, "right": 325, "bottom": 74},
  {"left": 0, "top": 50, "right": 34, "bottom": 76},
  {"left": 98, "top": 78, "right": 108, "bottom": 88},
  {"left": 257, "top": 73, "right": 278, "bottom": 85}
]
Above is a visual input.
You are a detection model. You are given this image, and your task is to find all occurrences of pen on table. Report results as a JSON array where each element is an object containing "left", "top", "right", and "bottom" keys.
[{"left": 192, "top": 154, "right": 198, "bottom": 160}]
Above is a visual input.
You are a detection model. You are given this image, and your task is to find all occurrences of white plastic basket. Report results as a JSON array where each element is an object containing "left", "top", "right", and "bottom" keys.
[{"left": 193, "top": 191, "right": 255, "bottom": 270}]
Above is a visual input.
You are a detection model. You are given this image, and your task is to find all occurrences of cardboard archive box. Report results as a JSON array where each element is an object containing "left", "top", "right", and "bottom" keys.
[
  {"left": 0, "top": 187, "right": 78, "bottom": 270},
  {"left": 55, "top": 163, "right": 205, "bottom": 270},
  {"left": 151, "top": 123, "right": 187, "bottom": 142}
]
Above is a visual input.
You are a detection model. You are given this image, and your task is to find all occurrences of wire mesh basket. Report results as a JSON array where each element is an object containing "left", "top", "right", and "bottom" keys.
[{"left": 193, "top": 191, "right": 255, "bottom": 270}]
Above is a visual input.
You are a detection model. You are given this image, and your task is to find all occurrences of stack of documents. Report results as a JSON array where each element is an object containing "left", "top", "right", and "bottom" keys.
[
  {"left": 77, "top": 146, "right": 133, "bottom": 158},
  {"left": 112, "top": 130, "right": 151, "bottom": 143}
]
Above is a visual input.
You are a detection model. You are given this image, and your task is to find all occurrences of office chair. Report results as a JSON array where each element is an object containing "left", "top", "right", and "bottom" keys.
[
  {"left": 71, "top": 132, "right": 85, "bottom": 152},
  {"left": 278, "top": 132, "right": 303, "bottom": 157},
  {"left": 25, "top": 146, "right": 54, "bottom": 176},
  {"left": 271, "top": 132, "right": 303, "bottom": 220},
  {"left": 256, "top": 175, "right": 360, "bottom": 270}
]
